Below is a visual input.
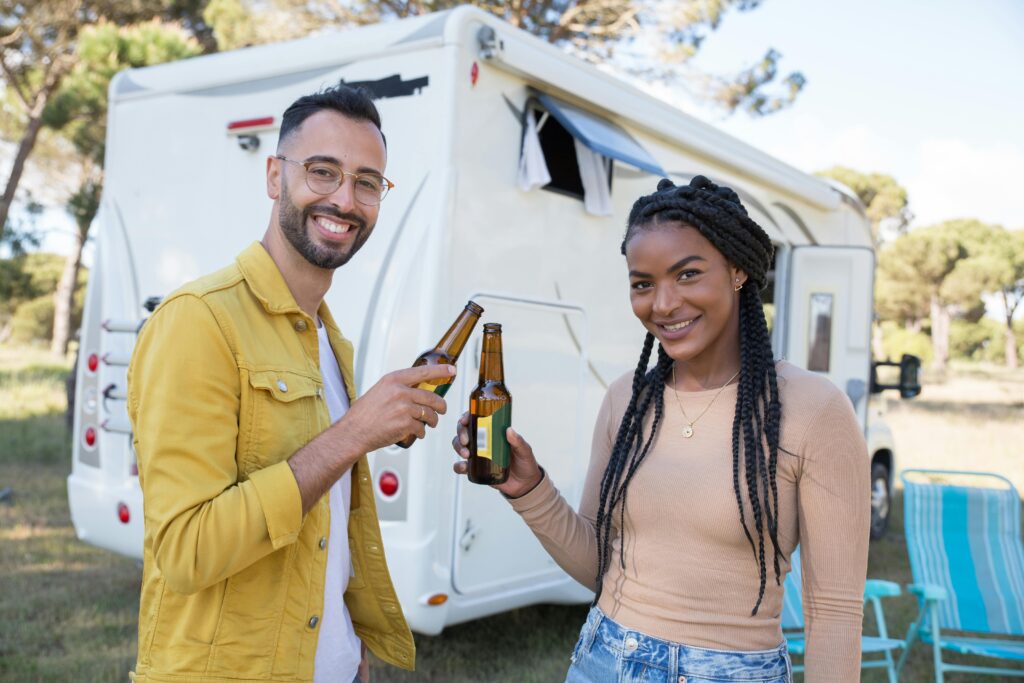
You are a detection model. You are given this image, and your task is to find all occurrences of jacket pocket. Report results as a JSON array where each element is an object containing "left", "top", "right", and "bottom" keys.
[{"left": 239, "top": 369, "right": 321, "bottom": 474}]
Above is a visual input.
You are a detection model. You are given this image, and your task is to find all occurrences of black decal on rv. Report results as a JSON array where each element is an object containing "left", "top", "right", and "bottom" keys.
[{"left": 341, "top": 75, "right": 429, "bottom": 99}]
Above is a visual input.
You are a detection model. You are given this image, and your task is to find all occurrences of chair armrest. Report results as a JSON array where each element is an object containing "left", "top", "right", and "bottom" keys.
[
  {"left": 864, "top": 579, "right": 901, "bottom": 598},
  {"left": 907, "top": 583, "right": 947, "bottom": 601}
]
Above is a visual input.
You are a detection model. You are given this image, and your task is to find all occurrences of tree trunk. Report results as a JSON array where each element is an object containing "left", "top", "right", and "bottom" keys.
[
  {"left": 1005, "top": 291, "right": 1019, "bottom": 369},
  {"left": 0, "top": 114, "right": 45, "bottom": 238},
  {"left": 1004, "top": 326, "right": 1019, "bottom": 369},
  {"left": 0, "top": 55, "right": 71, "bottom": 240},
  {"left": 929, "top": 294, "right": 950, "bottom": 371},
  {"left": 51, "top": 230, "right": 84, "bottom": 356},
  {"left": 871, "top": 322, "right": 885, "bottom": 360}
]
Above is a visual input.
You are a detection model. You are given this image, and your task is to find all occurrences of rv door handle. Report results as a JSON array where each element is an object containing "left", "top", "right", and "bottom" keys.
[{"left": 459, "top": 520, "right": 479, "bottom": 552}]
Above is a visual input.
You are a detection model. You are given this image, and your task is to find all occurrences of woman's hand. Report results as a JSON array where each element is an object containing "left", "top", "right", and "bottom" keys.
[{"left": 451, "top": 412, "right": 544, "bottom": 499}]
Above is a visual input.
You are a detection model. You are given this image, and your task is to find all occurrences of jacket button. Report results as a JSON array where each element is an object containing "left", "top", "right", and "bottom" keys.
[
  {"left": 382, "top": 603, "right": 398, "bottom": 613},
  {"left": 277, "top": 380, "right": 288, "bottom": 392},
  {"left": 308, "top": 615, "right": 319, "bottom": 629},
  {"left": 319, "top": 537, "right": 327, "bottom": 550},
  {"left": 625, "top": 636, "right": 638, "bottom": 651},
  {"left": 294, "top": 319, "right": 308, "bottom": 332}
]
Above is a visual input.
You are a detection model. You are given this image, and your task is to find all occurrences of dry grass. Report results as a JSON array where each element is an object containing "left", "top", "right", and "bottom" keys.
[{"left": 1, "top": 345, "right": 1021, "bottom": 682}]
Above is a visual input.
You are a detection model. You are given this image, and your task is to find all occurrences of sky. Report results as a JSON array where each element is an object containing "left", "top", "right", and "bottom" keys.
[
  {"left": 671, "top": 0, "right": 1024, "bottom": 230},
  {"left": 7, "top": 0, "right": 1023, "bottom": 259}
]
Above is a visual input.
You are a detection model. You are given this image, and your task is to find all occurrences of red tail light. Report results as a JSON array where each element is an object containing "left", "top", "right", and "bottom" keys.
[
  {"left": 84, "top": 427, "right": 97, "bottom": 447},
  {"left": 117, "top": 502, "right": 130, "bottom": 524},
  {"left": 87, "top": 353, "right": 99, "bottom": 373},
  {"left": 378, "top": 471, "right": 399, "bottom": 498}
]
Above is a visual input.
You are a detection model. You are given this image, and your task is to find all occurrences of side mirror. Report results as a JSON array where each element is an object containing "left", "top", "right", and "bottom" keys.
[{"left": 871, "top": 354, "right": 922, "bottom": 399}]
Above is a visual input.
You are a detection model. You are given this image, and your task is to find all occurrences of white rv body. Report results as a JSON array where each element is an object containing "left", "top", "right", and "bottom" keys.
[{"left": 69, "top": 7, "right": 896, "bottom": 635}]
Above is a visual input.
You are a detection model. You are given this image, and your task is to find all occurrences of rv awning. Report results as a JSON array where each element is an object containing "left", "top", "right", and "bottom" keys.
[{"left": 534, "top": 92, "right": 666, "bottom": 177}]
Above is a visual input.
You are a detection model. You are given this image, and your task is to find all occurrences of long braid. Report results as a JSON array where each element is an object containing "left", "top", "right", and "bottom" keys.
[
  {"left": 594, "top": 175, "right": 782, "bottom": 615},
  {"left": 593, "top": 333, "right": 654, "bottom": 602}
]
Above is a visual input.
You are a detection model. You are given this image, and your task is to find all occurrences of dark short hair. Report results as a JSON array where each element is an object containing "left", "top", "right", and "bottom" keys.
[{"left": 278, "top": 83, "right": 386, "bottom": 149}]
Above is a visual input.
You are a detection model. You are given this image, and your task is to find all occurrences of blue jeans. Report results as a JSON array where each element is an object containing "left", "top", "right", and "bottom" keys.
[{"left": 567, "top": 607, "right": 792, "bottom": 683}]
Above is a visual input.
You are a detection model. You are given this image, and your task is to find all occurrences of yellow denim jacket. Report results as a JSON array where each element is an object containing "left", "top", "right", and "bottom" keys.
[{"left": 127, "top": 242, "right": 415, "bottom": 682}]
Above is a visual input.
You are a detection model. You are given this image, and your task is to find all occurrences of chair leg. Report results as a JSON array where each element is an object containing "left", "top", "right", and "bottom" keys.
[
  {"left": 870, "top": 595, "right": 899, "bottom": 683},
  {"left": 928, "top": 602, "right": 944, "bottom": 683},
  {"left": 896, "top": 606, "right": 924, "bottom": 677}
]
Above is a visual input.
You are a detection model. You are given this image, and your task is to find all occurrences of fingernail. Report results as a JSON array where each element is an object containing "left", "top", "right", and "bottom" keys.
[{"left": 448, "top": 365, "right": 456, "bottom": 375}]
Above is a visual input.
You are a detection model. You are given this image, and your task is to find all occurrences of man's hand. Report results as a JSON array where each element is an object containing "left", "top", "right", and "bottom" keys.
[
  {"left": 337, "top": 363, "right": 454, "bottom": 454},
  {"left": 289, "top": 364, "right": 455, "bottom": 515}
]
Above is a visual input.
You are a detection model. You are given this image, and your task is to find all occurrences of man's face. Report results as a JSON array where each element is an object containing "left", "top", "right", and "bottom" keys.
[{"left": 268, "top": 110, "right": 387, "bottom": 270}]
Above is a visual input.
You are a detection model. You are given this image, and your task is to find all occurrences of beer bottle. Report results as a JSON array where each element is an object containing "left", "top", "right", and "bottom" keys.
[
  {"left": 468, "top": 323, "right": 511, "bottom": 485},
  {"left": 397, "top": 301, "right": 484, "bottom": 448}
]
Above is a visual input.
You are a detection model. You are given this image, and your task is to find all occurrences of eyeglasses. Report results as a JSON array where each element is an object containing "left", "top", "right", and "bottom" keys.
[{"left": 275, "top": 155, "right": 394, "bottom": 205}]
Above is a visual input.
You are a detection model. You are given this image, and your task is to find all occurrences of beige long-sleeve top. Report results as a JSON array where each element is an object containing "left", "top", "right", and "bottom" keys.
[{"left": 509, "top": 361, "right": 870, "bottom": 682}]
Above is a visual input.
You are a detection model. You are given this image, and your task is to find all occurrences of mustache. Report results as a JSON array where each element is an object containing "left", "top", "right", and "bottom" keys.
[{"left": 305, "top": 205, "right": 367, "bottom": 232}]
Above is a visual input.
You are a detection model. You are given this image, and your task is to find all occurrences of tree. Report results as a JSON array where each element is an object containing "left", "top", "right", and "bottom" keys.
[
  {"left": 202, "top": 0, "right": 805, "bottom": 116},
  {"left": 817, "top": 166, "right": 911, "bottom": 245},
  {"left": 43, "top": 19, "right": 202, "bottom": 355},
  {"left": 877, "top": 221, "right": 987, "bottom": 371},
  {"left": 0, "top": 0, "right": 214, "bottom": 241},
  {"left": 950, "top": 225, "right": 1024, "bottom": 368}
]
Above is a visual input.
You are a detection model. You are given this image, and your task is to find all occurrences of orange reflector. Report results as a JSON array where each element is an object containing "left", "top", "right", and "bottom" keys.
[{"left": 426, "top": 593, "right": 448, "bottom": 606}]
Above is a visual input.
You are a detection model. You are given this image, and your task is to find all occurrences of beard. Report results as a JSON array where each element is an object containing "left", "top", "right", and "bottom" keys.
[{"left": 278, "top": 182, "right": 372, "bottom": 270}]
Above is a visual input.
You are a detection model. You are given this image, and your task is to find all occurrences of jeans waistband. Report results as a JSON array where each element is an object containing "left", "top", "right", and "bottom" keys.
[{"left": 582, "top": 606, "right": 790, "bottom": 680}]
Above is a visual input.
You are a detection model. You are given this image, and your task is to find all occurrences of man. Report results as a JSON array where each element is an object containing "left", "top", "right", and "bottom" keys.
[{"left": 127, "top": 85, "right": 449, "bottom": 682}]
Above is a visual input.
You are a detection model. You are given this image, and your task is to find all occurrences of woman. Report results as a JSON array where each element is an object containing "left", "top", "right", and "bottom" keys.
[{"left": 452, "top": 176, "right": 870, "bottom": 682}]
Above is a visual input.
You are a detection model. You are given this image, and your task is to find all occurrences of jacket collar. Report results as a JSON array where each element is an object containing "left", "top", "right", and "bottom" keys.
[{"left": 236, "top": 241, "right": 304, "bottom": 316}]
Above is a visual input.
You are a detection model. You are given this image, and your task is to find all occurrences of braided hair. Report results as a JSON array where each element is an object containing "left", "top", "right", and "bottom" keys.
[{"left": 593, "top": 175, "right": 781, "bottom": 615}]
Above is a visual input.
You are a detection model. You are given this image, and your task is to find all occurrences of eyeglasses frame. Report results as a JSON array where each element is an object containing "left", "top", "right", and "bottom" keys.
[{"left": 274, "top": 154, "right": 394, "bottom": 205}]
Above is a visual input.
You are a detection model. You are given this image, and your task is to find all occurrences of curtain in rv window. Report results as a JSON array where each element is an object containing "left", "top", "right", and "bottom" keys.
[{"left": 518, "top": 91, "right": 666, "bottom": 215}]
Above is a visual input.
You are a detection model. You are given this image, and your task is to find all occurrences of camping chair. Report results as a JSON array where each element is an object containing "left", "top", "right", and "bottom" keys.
[
  {"left": 897, "top": 469, "right": 1024, "bottom": 681},
  {"left": 782, "top": 545, "right": 904, "bottom": 682}
]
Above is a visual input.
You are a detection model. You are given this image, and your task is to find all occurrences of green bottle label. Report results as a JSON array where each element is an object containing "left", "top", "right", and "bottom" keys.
[
  {"left": 475, "top": 403, "right": 511, "bottom": 468},
  {"left": 416, "top": 380, "right": 452, "bottom": 397}
]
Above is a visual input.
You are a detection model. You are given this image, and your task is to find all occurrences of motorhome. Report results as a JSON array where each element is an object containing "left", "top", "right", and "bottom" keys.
[{"left": 68, "top": 6, "right": 918, "bottom": 635}]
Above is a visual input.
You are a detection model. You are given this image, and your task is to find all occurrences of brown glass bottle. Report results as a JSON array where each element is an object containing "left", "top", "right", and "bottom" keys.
[
  {"left": 396, "top": 300, "right": 484, "bottom": 449},
  {"left": 468, "top": 323, "right": 512, "bottom": 485}
]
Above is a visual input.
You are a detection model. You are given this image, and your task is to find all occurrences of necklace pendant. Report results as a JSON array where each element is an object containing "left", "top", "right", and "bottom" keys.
[{"left": 682, "top": 424, "right": 694, "bottom": 438}]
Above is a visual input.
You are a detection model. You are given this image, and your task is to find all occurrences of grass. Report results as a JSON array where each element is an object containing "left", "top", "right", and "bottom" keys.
[{"left": 1, "top": 344, "right": 1021, "bottom": 682}]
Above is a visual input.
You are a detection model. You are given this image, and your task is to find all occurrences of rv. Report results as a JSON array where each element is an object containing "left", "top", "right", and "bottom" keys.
[{"left": 67, "top": 6, "right": 918, "bottom": 635}]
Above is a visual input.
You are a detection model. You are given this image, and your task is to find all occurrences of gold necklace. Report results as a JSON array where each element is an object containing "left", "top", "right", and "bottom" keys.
[{"left": 671, "top": 365, "right": 740, "bottom": 438}]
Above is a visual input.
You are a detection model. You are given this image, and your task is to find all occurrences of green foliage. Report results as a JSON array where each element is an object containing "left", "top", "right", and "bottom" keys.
[
  {"left": 880, "top": 323, "right": 933, "bottom": 366},
  {"left": 44, "top": 19, "right": 203, "bottom": 163},
  {"left": 876, "top": 220, "right": 996, "bottom": 325},
  {"left": 949, "top": 318, "right": 995, "bottom": 361},
  {"left": 816, "top": 166, "right": 910, "bottom": 242},
  {"left": 10, "top": 296, "right": 55, "bottom": 344},
  {"left": 0, "top": 253, "right": 87, "bottom": 342}
]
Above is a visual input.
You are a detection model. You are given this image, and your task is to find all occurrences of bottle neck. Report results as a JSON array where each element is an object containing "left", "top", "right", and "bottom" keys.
[
  {"left": 478, "top": 332, "right": 504, "bottom": 382},
  {"left": 437, "top": 307, "right": 481, "bottom": 359}
]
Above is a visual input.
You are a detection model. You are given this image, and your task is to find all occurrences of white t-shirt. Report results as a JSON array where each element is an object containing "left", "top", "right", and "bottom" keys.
[{"left": 313, "top": 321, "right": 362, "bottom": 683}]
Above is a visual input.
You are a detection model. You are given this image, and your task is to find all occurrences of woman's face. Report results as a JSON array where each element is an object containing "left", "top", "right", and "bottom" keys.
[{"left": 625, "top": 221, "right": 747, "bottom": 365}]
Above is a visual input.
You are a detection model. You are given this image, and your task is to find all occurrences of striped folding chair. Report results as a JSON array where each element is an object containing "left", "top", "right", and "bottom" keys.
[
  {"left": 897, "top": 469, "right": 1024, "bottom": 681},
  {"left": 782, "top": 545, "right": 904, "bottom": 682}
]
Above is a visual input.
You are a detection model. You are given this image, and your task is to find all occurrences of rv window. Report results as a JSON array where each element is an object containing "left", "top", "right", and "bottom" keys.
[
  {"left": 531, "top": 109, "right": 611, "bottom": 201},
  {"left": 807, "top": 292, "right": 833, "bottom": 372}
]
